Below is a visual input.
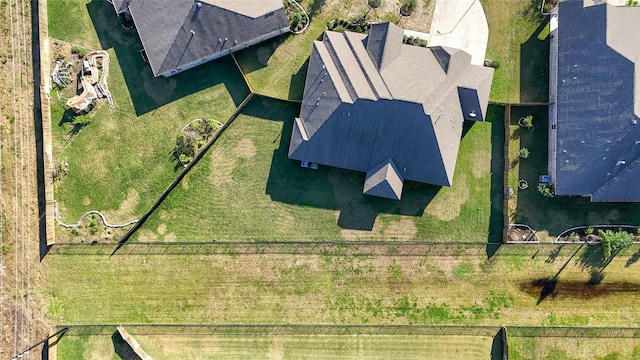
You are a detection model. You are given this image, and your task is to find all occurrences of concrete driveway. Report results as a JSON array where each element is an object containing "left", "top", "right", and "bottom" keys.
[{"left": 428, "top": 0, "right": 489, "bottom": 66}]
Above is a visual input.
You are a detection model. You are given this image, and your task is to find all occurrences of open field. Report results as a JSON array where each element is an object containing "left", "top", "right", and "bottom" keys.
[
  {"left": 131, "top": 97, "right": 501, "bottom": 243},
  {"left": 508, "top": 106, "right": 640, "bottom": 241},
  {"left": 509, "top": 336, "right": 640, "bottom": 360},
  {"left": 48, "top": 0, "right": 250, "bottom": 223},
  {"left": 234, "top": 0, "right": 436, "bottom": 100},
  {"left": 56, "top": 332, "right": 495, "bottom": 359},
  {"left": 45, "top": 244, "right": 640, "bottom": 326},
  {"left": 481, "top": 0, "right": 549, "bottom": 103}
]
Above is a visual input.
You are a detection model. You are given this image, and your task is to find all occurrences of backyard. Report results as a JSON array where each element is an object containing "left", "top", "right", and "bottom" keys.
[
  {"left": 55, "top": 331, "right": 496, "bottom": 359},
  {"left": 48, "top": 0, "right": 250, "bottom": 224},
  {"left": 509, "top": 337, "right": 640, "bottom": 360},
  {"left": 507, "top": 106, "right": 640, "bottom": 241},
  {"left": 131, "top": 97, "right": 502, "bottom": 243}
]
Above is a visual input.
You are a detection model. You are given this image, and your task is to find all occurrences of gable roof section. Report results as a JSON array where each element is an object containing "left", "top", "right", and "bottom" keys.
[
  {"left": 554, "top": 0, "right": 640, "bottom": 201},
  {"left": 289, "top": 23, "right": 494, "bottom": 195},
  {"left": 127, "top": 0, "right": 288, "bottom": 76},
  {"left": 111, "top": 0, "right": 131, "bottom": 14},
  {"left": 363, "top": 159, "right": 404, "bottom": 200}
]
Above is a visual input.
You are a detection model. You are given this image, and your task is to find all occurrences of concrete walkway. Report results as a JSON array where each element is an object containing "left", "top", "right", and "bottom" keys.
[{"left": 428, "top": 0, "right": 489, "bottom": 66}]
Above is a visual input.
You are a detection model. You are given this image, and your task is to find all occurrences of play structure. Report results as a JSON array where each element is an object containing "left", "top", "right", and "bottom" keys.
[{"left": 64, "top": 50, "right": 114, "bottom": 113}]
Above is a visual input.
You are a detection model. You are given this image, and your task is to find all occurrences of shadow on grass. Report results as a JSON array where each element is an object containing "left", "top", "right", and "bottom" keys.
[
  {"left": 487, "top": 105, "right": 506, "bottom": 257},
  {"left": 86, "top": 0, "right": 249, "bottom": 116},
  {"left": 289, "top": 58, "right": 309, "bottom": 101},
  {"left": 307, "top": 0, "right": 327, "bottom": 20},
  {"left": 111, "top": 331, "right": 139, "bottom": 360},
  {"left": 519, "top": 18, "right": 549, "bottom": 102},
  {"left": 490, "top": 328, "right": 506, "bottom": 360},
  {"left": 258, "top": 96, "right": 438, "bottom": 231},
  {"left": 235, "top": 34, "right": 290, "bottom": 74}
]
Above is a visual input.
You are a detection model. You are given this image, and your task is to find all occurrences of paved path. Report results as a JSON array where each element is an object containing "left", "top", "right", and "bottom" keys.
[{"left": 428, "top": 0, "right": 489, "bottom": 66}]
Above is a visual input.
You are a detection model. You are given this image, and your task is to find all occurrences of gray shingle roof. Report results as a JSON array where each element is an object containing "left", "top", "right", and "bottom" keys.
[
  {"left": 553, "top": 0, "right": 640, "bottom": 201},
  {"left": 126, "top": 0, "right": 289, "bottom": 77},
  {"left": 363, "top": 158, "right": 404, "bottom": 200},
  {"left": 111, "top": 0, "right": 131, "bottom": 14},
  {"left": 289, "top": 23, "right": 494, "bottom": 199}
]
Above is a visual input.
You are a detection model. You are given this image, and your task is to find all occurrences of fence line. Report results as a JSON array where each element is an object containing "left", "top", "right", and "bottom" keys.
[
  {"left": 45, "top": 241, "right": 640, "bottom": 257},
  {"left": 52, "top": 324, "right": 640, "bottom": 339},
  {"left": 55, "top": 324, "right": 500, "bottom": 337}
]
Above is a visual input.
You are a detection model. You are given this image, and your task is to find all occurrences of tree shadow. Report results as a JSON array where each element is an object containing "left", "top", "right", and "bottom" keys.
[
  {"left": 261, "top": 97, "right": 437, "bottom": 231},
  {"left": 86, "top": 0, "right": 249, "bottom": 116},
  {"left": 625, "top": 248, "right": 640, "bottom": 267},
  {"left": 307, "top": 0, "right": 327, "bottom": 20},
  {"left": 519, "top": 18, "right": 549, "bottom": 103}
]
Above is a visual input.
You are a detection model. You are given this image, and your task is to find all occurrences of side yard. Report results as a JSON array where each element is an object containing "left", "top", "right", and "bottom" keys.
[
  {"left": 509, "top": 337, "right": 640, "bottom": 360},
  {"left": 132, "top": 96, "right": 500, "bottom": 243},
  {"left": 48, "top": 0, "right": 250, "bottom": 225},
  {"left": 507, "top": 106, "right": 640, "bottom": 241}
]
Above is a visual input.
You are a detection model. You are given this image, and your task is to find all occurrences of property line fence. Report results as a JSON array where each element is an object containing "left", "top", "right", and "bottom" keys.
[
  {"left": 53, "top": 324, "right": 640, "bottom": 339},
  {"left": 54, "top": 324, "right": 500, "bottom": 337},
  {"left": 46, "top": 241, "right": 640, "bottom": 258}
]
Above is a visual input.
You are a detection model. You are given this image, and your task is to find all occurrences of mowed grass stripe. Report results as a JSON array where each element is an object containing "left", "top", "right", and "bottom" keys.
[
  {"left": 45, "top": 248, "right": 640, "bottom": 326},
  {"left": 509, "top": 336, "right": 640, "bottom": 360}
]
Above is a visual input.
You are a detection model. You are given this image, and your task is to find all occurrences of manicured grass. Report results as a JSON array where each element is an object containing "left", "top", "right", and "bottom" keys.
[
  {"left": 509, "top": 337, "right": 640, "bottom": 360},
  {"left": 48, "top": 0, "right": 101, "bottom": 49},
  {"left": 49, "top": 0, "right": 250, "bottom": 223},
  {"left": 234, "top": 0, "right": 435, "bottom": 100},
  {"left": 45, "top": 246, "right": 640, "bottom": 326},
  {"left": 507, "top": 106, "right": 640, "bottom": 240},
  {"left": 481, "top": 0, "right": 549, "bottom": 103},
  {"left": 56, "top": 333, "right": 495, "bottom": 359},
  {"left": 133, "top": 96, "right": 499, "bottom": 242},
  {"left": 55, "top": 334, "right": 121, "bottom": 360}
]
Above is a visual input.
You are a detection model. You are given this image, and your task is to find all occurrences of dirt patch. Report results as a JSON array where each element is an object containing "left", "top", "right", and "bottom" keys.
[
  {"left": 267, "top": 336, "right": 285, "bottom": 360},
  {"left": 83, "top": 196, "right": 91, "bottom": 206},
  {"left": 157, "top": 223, "right": 167, "bottom": 235},
  {"left": 136, "top": 229, "right": 159, "bottom": 242},
  {"left": 209, "top": 147, "right": 237, "bottom": 186},
  {"left": 103, "top": 188, "right": 140, "bottom": 223},
  {"left": 425, "top": 174, "right": 470, "bottom": 221},
  {"left": 383, "top": 218, "right": 417, "bottom": 240},
  {"left": 233, "top": 138, "right": 256, "bottom": 159},
  {"left": 341, "top": 216, "right": 384, "bottom": 240},
  {"left": 471, "top": 150, "right": 491, "bottom": 178},
  {"left": 164, "top": 233, "right": 177, "bottom": 242},
  {"left": 323, "top": 0, "right": 435, "bottom": 33}
]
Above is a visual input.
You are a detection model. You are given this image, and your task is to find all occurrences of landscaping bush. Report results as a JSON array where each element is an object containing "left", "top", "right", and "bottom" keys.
[
  {"left": 519, "top": 147, "right": 530, "bottom": 159},
  {"left": 599, "top": 229, "right": 634, "bottom": 258},
  {"left": 399, "top": 0, "right": 417, "bottom": 16},
  {"left": 487, "top": 60, "right": 501, "bottom": 69},
  {"left": 585, "top": 227, "right": 594, "bottom": 235},
  {"left": 520, "top": 115, "right": 533, "bottom": 129},
  {"left": 71, "top": 45, "right": 86, "bottom": 58},
  {"left": 368, "top": 0, "right": 383, "bottom": 8},
  {"left": 537, "top": 183, "right": 554, "bottom": 198}
]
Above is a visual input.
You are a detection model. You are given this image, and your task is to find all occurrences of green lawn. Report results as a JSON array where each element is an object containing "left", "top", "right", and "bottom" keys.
[
  {"left": 481, "top": 0, "right": 549, "bottom": 103},
  {"left": 55, "top": 333, "right": 495, "bottom": 359},
  {"left": 48, "top": 0, "right": 250, "bottom": 223},
  {"left": 507, "top": 106, "right": 640, "bottom": 240},
  {"left": 45, "top": 245, "right": 640, "bottom": 326},
  {"left": 509, "top": 337, "right": 640, "bottom": 360},
  {"left": 131, "top": 96, "right": 500, "bottom": 243}
]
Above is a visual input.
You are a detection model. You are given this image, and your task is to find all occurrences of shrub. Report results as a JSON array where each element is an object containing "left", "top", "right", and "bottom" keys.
[
  {"left": 519, "top": 147, "right": 530, "bottom": 159},
  {"left": 520, "top": 115, "right": 533, "bottom": 129},
  {"left": 368, "top": 0, "right": 382, "bottom": 8},
  {"left": 71, "top": 45, "right": 86, "bottom": 58},
  {"left": 537, "top": 183, "right": 554, "bottom": 198},
  {"left": 585, "top": 227, "right": 594, "bottom": 235},
  {"left": 599, "top": 229, "right": 634, "bottom": 258},
  {"left": 487, "top": 60, "right": 500, "bottom": 69},
  {"left": 568, "top": 232, "right": 580, "bottom": 242},
  {"left": 73, "top": 115, "right": 90, "bottom": 126},
  {"left": 626, "top": 0, "right": 639, "bottom": 6},
  {"left": 399, "top": 0, "right": 417, "bottom": 16}
]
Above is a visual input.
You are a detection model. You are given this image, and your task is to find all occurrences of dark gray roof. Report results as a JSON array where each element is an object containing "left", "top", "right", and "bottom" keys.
[
  {"left": 363, "top": 158, "right": 404, "bottom": 200},
  {"left": 111, "top": 0, "right": 130, "bottom": 14},
  {"left": 553, "top": 0, "right": 640, "bottom": 201},
  {"left": 288, "top": 23, "right": 493, "bottom": 198},
  {"left": 127, "top": 0, "right": 289, "bottom": 76}
]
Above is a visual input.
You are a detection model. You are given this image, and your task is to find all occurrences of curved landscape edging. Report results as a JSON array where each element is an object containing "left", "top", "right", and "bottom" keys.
[
  {"left": 54, "top": 203, "right": 139, "bottom": 228},
  {"left": 507, "top": 223, "right": 541, "bottom": 243},
  {"left": 554, "top": 224, "right": 639, "bottom": 244},
  {"left": 289, "top": 0, "right": 310, "bottom": 34}
]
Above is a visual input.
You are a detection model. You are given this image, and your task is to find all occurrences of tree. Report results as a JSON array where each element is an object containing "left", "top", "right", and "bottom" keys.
[
  {"left": 400, "top": 0, "right": 417, "bottom": 16},
  {"left": 599, "top": 229, "right": 634, "bottom": 258},
  {"left": 537, "top": 183, "right": 554, "bottom": 198},
  {"left": 519, "top": 147, "right": 530, "bottom": 159},
  {"left": 519, "top": 115, "right": 533, "bottom": 129}
]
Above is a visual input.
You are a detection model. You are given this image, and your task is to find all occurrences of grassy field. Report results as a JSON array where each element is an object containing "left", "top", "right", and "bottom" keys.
[
  {"left": 481, "top": 0, "right": 549, "bottom": 103},
  {"left": 509, "top": 337, "right": 640, "bottom": 360},
  {"left": 131, "top": 97, "right": 501, "bottom": 243},
  {"left": 507, "top": 106, "right": 640, "bottom": 240},
  {"left": 234, "top": 0, "right": 436, "bottom": 100},
  {"left": 48, "top": 0, "right": 250, "bottom": 223},
  {"left": 45, "top": 244, "right": 640, "bottom": 326},
  {"left": 55, "top": 333, "right": 495, "bottom": 359}
]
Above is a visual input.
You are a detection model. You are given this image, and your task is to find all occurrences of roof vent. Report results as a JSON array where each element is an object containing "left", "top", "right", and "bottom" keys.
[
  {"left": 616, "top": 160, "right": 626, "bottom": 166},
  {"left": 468, "top": 110, "right": 477, "bottom": 118},
  {"left": 197, "top": 1, "right": 202, "bottom": 7},
  {"left": 635, "top": 141, "right": 640, "bottom": 145},
  {"left": 632, "top": 119, "right": 638, "bottom": 125}
]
